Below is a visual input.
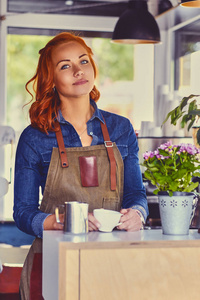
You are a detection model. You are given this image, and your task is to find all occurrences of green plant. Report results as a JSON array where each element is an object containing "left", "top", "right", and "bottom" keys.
[
  {"left": 162, "top": 94, "right": 200, "bottom": 144},
  {"left": 141, "top": 141, "right": 200, "bottom": 196}
]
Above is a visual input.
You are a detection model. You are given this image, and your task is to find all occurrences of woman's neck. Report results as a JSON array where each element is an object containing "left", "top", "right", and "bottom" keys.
[{"left": 60, "top": 96, "right": 93, "bottom": 131}]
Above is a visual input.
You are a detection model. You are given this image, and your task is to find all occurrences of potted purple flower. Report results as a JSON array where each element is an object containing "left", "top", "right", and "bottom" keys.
[{"left": 141, "top": 141, "right": 200, "bottom": 235}]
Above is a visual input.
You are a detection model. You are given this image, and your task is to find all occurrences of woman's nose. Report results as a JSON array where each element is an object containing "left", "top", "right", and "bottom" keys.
[{"left": 74, "top": 66, "right": 84, "bottom": 77}]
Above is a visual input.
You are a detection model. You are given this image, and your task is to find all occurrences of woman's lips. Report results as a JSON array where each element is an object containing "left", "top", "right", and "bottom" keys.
[{"left": 73, "top": 79, "right": 88, "bottom": 85}]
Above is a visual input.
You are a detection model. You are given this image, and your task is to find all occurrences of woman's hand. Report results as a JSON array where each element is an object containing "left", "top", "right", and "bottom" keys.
[
  {"left": 44, "top": 213, "right": 101, "bottom": 232},
  {"left": 43, "top": 214, "right": 64, "bottom": 231},
  {"left": 117, "top": 208, "right": 143, "bottom": 232},
  {"left": 88, "top": 212, "right": 101, "bottom": 231}
]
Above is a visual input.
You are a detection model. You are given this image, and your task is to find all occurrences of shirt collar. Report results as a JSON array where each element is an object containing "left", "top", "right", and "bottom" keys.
[
  {"left": 57, "top": 99, "right": 104, "bottom": 124},
  {"left": 90, "top": 99, "right": 104, "bottom": 123}
]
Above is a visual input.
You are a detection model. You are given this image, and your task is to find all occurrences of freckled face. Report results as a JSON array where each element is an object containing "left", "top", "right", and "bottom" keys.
[{"left": 51, "top": 41, "right": 95, "bottom": 100}]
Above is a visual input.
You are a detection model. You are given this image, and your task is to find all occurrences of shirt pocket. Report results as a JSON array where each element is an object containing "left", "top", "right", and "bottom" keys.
[
  {"left": 116, "top": 145, "right": 128, "bottom": 160},
  {"left": 41, "top": 151, "right": 52, "bottom": 166}
]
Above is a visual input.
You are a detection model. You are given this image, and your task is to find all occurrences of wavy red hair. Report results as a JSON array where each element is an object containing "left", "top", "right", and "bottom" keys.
[{"left": 26, "top": 32, "right": 100, "bottom": 133}]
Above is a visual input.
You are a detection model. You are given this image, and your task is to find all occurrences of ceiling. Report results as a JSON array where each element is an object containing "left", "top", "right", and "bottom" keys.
[
  {"left": 6, "top": 0, "right": 183, "bottom": 38},
  {"left": 7, "top": 0, "right": 171, "bottom": 17}
]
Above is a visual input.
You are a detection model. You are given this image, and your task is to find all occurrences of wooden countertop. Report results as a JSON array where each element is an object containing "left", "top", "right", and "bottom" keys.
[
  {"left": 43, "top": 229, "right": 200, "bottom": 300},
  {"left": 43, "top": 228, "right": 200, "bottom": 247}
]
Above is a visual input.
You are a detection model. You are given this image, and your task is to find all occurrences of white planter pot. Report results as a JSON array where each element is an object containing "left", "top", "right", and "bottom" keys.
[{"left": 158, "top": 192, "right": 196, "bottom": 235}]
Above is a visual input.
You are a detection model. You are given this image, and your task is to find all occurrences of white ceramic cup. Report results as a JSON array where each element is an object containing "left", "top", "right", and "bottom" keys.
[{"left": 93, "top": 209, "right": 122, "bottom": 232}]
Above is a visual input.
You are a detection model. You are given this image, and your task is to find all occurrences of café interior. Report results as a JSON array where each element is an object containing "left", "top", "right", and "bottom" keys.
[{"left": 1, "top": 0, "right": 200, "bottom": 299}]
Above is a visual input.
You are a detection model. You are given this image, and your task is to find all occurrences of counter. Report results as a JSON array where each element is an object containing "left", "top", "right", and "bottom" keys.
[{"left": 43, "top": 229, "right": 200, "bottom": 300}]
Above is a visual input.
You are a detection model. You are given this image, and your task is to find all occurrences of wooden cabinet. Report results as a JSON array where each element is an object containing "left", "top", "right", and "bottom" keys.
[{"left": 43, "top": 230, "right": 200, "bottom": 300}]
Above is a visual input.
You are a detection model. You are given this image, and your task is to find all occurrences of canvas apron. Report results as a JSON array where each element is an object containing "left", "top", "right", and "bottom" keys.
[{"left": 19, "top": 120, "right": 124, "bottom": 300}]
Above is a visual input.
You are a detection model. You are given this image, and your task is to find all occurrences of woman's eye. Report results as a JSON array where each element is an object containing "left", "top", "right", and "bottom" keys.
[
  {"left": 61, "top": 64, "right": 70, "bottom": 70},
  {"left": 81, "top": 59, "right": 88, "bottom": 65}
]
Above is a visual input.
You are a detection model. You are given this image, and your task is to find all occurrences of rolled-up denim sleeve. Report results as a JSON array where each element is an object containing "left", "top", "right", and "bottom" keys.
[
  {"left": 13, "top": 129, "right": 49, "bottom": 237},
  {"left": 122, "top": 123, "right": 149, "bottom": 221}
]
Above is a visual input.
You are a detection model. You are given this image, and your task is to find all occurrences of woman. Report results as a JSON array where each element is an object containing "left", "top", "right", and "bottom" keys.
[{"left": 14, "top": 32, "right": 148, "bottom": 299}]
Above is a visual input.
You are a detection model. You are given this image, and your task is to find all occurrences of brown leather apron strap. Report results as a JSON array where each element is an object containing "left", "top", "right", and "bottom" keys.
[
  {"left": 55, "top": 119, "right": 116, "bottom": 190},
  {"left": 100, "top": 119, "right": 116, "bottom": 191},
  {"left": 55, "top": 129, "right": 69, "bottom": 168}
]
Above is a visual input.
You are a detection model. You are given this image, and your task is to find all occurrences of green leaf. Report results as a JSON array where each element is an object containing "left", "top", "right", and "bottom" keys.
[
  {"left": 179, "top": 95, "right": 197, "bottom": 112},
  {"left": 193, "top": 172, "right": 200, "bottom": 177},
  {"left": 148, "top": 167, "right": 160, "bottom": 172},
  {"left": 179, "top": 96, "right": 189, "bottom": 110},
  {"left": 188, "top": 100, "right": 198, "bottom": 112},
  {"left": 172, "top": 169, "right": 187, "bottom": 179},
  {"left": 162, "top": 94, "right": 200, "bottom": 130},
  {"left": 162, "top": 110, "right": 175, "bottom": 126},
  {"left": 146, "top": 161, "right": 158, "bottom": 168},
  {"left": 143, "top": 171, "right": 154, "bottom": 181},
  {"left": 171, "top": 111, "right": 184, "bottom": 125},
  {"left": 153, "top": 189, "right": 159, "bottom": 195},
  {"left": 168, "top": 181, "right": 179, "bottom": 190},
  {"left": 185, "top": 182, "right": 199, "bottom": 192},
  {"left": 188, "top": 119, "right": 196, "bottom": 131},
  {"left": 158, "top": 149, "right": 170, "bottom": 156}
]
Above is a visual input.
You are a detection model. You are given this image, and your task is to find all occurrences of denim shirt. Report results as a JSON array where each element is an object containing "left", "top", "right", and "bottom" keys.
[{"left": 14, "top": 100, "right": 148, "bottom": 238}]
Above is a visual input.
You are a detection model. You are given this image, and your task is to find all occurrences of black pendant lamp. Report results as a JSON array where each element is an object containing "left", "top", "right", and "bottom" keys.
[
  {"left": 159, "top": 0, "right": 173, "bottom": 14},
  {"left": 180, "top": 0, "right": 200, "bottom": 7},
  {"left": 112, "top": 0, "right": 161, "bottom": 44}
]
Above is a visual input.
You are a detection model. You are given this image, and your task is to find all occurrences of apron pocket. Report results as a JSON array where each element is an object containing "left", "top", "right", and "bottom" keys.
[
  {"left": 79, "top": 156, "right": 99, "bottom": 187},
  {"left": 103, "top": 197, "right": 120, "bottom": 211}
]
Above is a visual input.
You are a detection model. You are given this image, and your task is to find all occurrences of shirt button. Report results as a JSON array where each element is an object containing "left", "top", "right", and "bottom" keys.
[{"left": 90, "top": 132, "right": 93, "bottom": 135}]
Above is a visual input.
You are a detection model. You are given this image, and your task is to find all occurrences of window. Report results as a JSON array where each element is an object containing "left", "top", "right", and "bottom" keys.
[{"left": 174, "top": 21, "right": 200, "bottom": 96}]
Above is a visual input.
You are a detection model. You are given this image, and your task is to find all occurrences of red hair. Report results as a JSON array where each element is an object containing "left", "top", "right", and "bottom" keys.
[{"left": 26, "top": 32, "right": 100, "bottom": 133}]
